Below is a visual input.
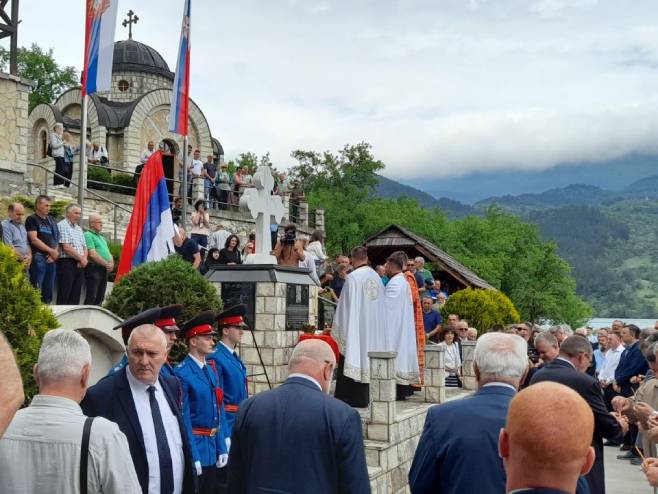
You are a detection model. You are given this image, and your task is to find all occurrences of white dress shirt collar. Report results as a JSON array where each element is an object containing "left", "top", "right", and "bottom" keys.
[
  {"left": 220, "top": 341, "right": 237, "bottom": 355},
  {"left": 126, "top": 365, "right": 160, "bottom": 392},
  {"left": 188, "top": 354, "right": 205, "bottom": 369},
  {"left": 287, "top": 373, "right": 322, "bottom": 391},
  {"left": 482, "top": 382, "right": 517, "bottom": 392}
]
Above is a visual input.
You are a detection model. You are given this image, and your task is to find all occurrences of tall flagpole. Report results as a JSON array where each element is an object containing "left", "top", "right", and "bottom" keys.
[
  {"left": 182, "top": 136, "right": 188, "bottom": 230},
  {"left": 78, "top": 95, "right": 88, "bottom": 210}
]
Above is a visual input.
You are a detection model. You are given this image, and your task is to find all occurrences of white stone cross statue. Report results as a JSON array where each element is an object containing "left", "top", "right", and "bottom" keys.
[{"left": 239, "top": 165, "right": 286, "bottom": 264}]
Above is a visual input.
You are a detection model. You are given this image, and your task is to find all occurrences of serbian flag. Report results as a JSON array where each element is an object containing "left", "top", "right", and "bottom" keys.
[
  {"left": 116, "top": 151, "right": 176, "bottom": 282},
  {"left": 169, "top": 0, "right": 191, "bottom": 136},
  {"left": 81, "top": 0, "right": 119, "bottom": 96}
]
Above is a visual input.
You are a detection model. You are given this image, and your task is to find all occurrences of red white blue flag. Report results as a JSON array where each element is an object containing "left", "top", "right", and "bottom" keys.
[
  {"left": 169, "top": 0, "right": 191, "bottom": 136},
  {"left": 82, "top": 0, "right": 119, "bottom": 96},
  {"left": 116, "top": 151, "right": 176, "bottom": 281}
]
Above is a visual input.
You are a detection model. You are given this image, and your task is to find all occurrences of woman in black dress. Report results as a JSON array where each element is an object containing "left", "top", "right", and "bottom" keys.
[{"left": 218, "top": 235, "right": 242, "bottom": 265}]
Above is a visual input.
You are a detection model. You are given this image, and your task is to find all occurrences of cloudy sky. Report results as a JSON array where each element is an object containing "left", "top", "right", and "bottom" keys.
[{"left": 9, "top": 0, "right": 658, "bottom": 180}]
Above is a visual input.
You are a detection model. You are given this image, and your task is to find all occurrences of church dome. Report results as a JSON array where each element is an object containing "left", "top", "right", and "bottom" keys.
[{"left": 113, "top": 39, "right": 174, "bottom": 80}]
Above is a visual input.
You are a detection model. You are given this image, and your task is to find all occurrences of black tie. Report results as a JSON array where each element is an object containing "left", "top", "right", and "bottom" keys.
[{"left": 147, "top": 385, "right": 174, "bottom": 494}]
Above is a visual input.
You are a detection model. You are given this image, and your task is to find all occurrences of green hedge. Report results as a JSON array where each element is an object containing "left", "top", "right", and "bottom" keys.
[
  {"left": 104, "top": 256, "right": 222, "bottom": 363},
  {"left": 441, "top": 288, "right": 520, "bottom": 332},
  {"left": 0, "top": 243, "right": 59, "bottom": 402},
  {"left": 87, "top": 167, "right": 136, "bottom": 196}
]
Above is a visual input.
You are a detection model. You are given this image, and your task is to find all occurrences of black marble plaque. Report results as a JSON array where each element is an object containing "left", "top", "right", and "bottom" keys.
[
  {"left": 221, "top": 282, "right": 256, "bottom": 327},
  {"left": 286, "top": 284, "right": 310, "bottom": 330}
]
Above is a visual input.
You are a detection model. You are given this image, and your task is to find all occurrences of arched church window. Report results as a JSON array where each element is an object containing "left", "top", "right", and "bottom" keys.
[
  {"left": 39, "top": 130, "right": 47, "bottom": 159},
  {"left": 118, "top": 80, "right": 130, "bottom": 92}
]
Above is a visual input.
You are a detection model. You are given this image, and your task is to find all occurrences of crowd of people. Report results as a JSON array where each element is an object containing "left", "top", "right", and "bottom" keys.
[{"left": 1, "top": 196, "right": 113, "bottom": 306}]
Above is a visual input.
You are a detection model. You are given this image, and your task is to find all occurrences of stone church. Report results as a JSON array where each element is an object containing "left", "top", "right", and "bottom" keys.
[{"left": 27, "top": 37, "right": 223, "bottom": 173}]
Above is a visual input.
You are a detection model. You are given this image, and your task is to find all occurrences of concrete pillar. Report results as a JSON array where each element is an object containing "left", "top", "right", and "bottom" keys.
[
  {"left": 461, "top": 340, "right": 477, "bottom": 390},
  {"left": 315, "top": 209, "right": 325, "bottom": 232},
  {"left": 298, "top": 201, "right": 309, "bottom": 226},
  {"left": 367, "top": 351, "right": 397, "bottom": 442},
  {"left": 424, "top": 345, "right": 445, "bottom": 403}
]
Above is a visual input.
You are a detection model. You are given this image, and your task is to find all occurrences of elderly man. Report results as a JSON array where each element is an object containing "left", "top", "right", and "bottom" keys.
[
  {"left": 530, "top": 336, "right": 627, "bottom": 494},
  {"left": 26, "top": 195, "right": 60, "bottom": 303},
  {"left": 82, "top": 325, "right": 196, "bottom": 494},
  {"left": 2, "top": 203, "right": 31, "bottom": 269},
  {"left": 228, "top": 340, "right": 370, "bottom": 493},
  {"left": 0, "top": 331, "right": 23, "bottom": 439},
  {"left": 549, "top": 325, "right": 571, "bottom": 346},
  {"left": 0, "top": 329, "right": 140, "bottom": 493},
  {"left": 534, "top": 332, "right": 560, "bottom": 364},
  {"left": 84, "top": 213, "right": 113, "bottom": 305},
  {"left": 409, "top": 333, "right": 529, "bottom": 493},
  {"left": 467, "top": 327, "right": 478, "bottom": 341},
  {"left": 50, "top": 123, "right": 66, "bottom": 188},
  {"left": 56, "top": 204, "right": 87, "bottom": 305},
  {"left": 140, "top": 140, "right": 155, "bottom": 165},
  {"left": 414, "top": 256, "right": 433, "bottom": 286},
  {"left": 500, "top": 382, "right": 595, "bottom": 494}
]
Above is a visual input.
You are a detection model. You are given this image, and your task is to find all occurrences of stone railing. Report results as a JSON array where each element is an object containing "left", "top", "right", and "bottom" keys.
[{"left": 461, "top": 340, "right": 477, "bottom": 390}]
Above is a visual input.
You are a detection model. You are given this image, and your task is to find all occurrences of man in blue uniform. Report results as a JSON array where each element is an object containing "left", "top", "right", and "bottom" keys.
[
  {"left": 175, "top": 311, "right": 229, "bottom": 494},
  {"left": 207, "top": 304, "right": 249, "bottom": 489},
  {"left": 108, "top": 304, "right": 182, "bottom": 378}
]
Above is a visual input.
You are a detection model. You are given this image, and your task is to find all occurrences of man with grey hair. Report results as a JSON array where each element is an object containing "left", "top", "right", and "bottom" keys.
[
  {"left": 0, "top": 329, "right": 140, "bottom": 493},
  {"left": 2, "top": 203, "right": 31, "bottom": 269},
  {"left": 84, "top": 212, "right": 113, "bottom": 305},
  {"left": 531, "top": 335, "right": 627, "bottom": 494},
  {"left": 82, "top": 325, "right": 196, "bottom": 494},
  {"left": 0, "top": 331, "right": 23, "bottom": 438},
  {"left": 414, "top": 256, "right": 433, "bottom": 287},
  {"left": 57, "top": 203, "right": 87, "bottom": 305},
  {"left": 409, "top": 333, "right": 529, "bottom": 493},
  {"left": 228, "top": 339, "right": 370, "bottom": 493},
  {"left": 549, "top": 325, "right": 571, "bottom": 346},
  {"left": 50, "top": 123, "right": 67, "bottom": 188}
]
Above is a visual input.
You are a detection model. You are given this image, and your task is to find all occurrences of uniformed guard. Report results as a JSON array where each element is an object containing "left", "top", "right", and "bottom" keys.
[
  {"left": 207, "top": 304, "right": 249, "bottom": 433},
  {"left": 109, "top": 304, "right": 183, "bottom": 378},
  {"left": 175, "top": 310, "right": 229, "bottom": 494}
]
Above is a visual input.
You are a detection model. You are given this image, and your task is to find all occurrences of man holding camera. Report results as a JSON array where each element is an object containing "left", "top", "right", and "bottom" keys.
[{"left": 272, "top": 224, "right": 306, "bottom": 267}]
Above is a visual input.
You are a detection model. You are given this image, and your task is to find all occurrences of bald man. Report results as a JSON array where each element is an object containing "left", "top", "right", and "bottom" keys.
[
  {"left": 500, "top": 382, "right": 595, "bottom": 494},
  {"left": 84, "top": 212, "right": 114, "bottom": 305},
  {"left": 228, "top": 340, "right": 370, "bottom": 493},
  {"left": 82, "top": 325, "right": 196, "bottom": 494}
]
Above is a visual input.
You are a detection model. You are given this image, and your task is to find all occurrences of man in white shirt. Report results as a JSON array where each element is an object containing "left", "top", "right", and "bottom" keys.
[
  {"left": 209, "top": 224, "right": 231, "bottom": 251},
  {"left": 599, "top": 331, "right": 625, "bottom": 386},
  {"left": 0, "top": 329, "right": 140, "bottom": 494},
  {"left": 140, "top": 141, "right": 155, "bottom": 164},
  {"left": 88, "top": 142, "right": 108, "bottom": 166},
  {"left": 82, "top": 325, "right": 196, "bottom": 494}
]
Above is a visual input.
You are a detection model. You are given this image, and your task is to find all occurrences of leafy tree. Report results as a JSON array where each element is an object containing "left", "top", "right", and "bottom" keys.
[
  {"left": 0, "top": 44, "right": 79, "bottom": 112},
  {"left": 0, "top": 243, "right": 59, "bottom": 402},
  {"left": 441, "top": 288, "right": 520, "bottom": 331}
]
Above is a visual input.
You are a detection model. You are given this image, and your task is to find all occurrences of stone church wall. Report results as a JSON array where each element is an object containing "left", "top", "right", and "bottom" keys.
[
  {"left": 108, "top": 71, "right": 172, "bottom": 103},
  {"left": 0, "top": 72, "right": 31, "bottom": 195}
]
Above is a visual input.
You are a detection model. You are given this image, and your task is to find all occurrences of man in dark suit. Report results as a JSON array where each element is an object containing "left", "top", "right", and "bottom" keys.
[
  {"left": 500, "top": 381, "right": 596, "bottom": 494},
  {"left": 408, "top": 333, "right": 529, "bottom": 494},
  {"left": 531, "top": 335, "right": 628, "bottom": 494},
  {"left": 613, "top": 324, "right": 649, "bottom": 459},
  {"left": 82, "top": 324, "right": 197, "bottom": 494},
  {"left": 227, "top": 339, "right": 370, "bottom": 494}
]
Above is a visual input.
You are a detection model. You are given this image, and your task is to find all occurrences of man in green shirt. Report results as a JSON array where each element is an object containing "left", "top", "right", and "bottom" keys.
[{"left": 84, "top": 213, "right": 114, "bottom": 305}]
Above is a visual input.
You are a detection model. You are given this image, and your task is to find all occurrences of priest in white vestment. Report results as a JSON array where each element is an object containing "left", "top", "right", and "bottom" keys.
[
  {"left": 384, "top": 253, "right": 420, "bottom": 388},
  {"left": 333, "top": 247, "right": 386, "bottom": 407}
]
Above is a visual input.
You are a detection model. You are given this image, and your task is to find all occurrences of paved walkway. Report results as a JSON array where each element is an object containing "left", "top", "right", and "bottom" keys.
[{"left": 606, "top": 446, "right": 652, "bottom": 494}]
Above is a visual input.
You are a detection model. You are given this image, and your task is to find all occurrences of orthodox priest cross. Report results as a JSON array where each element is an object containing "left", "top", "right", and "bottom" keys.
[
  {"left": 122, "top": 10, "right": 139, "bottom": 40},
  {"left": 240, "top": 166, "right": 286, "bottom": 264}
]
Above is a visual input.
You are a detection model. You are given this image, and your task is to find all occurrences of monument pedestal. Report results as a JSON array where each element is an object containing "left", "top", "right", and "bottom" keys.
[{"left": 206, "top": 265, "right": 318, "bottom": 394}]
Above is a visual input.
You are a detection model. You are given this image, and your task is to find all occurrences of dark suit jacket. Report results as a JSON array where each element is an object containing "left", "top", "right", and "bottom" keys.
[
  {"left": 227, "top": 376, "right": 370, "bottom": 494},
  {"left": 409, "top": 384, "right": 516, "bottom": 494},
  {"left": 531, "top": 358, "right": 623, "bottom": 494},
  {"left": 81, "top": 367, "right": 196, "bottom": 494},
  {"left": 614, "top": 341, "right": 649, "bottom": 396}
]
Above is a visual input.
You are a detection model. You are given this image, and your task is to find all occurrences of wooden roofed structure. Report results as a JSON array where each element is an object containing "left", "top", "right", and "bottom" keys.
[{"left": 363, "top": 224, "right": 495, "bottom": 292}]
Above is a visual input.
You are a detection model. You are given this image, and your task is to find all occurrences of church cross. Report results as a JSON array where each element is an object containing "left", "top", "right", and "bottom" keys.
[
  {"left": 240, "top": 166, "right": 286, "bottom": 264},
  {"left": 122, "top": 10, "right": 139, "bottom": 40}
]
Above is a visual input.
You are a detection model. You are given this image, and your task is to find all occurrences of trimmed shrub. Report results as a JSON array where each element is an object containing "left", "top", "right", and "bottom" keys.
[
  {"left": 110, "top": 173, "right": 136, "bottom": 196},
  {"left": 104, "top": 256, "right": 222, "bottom": 363},
  {"left": 0, "top": 243, "right": 59, "bottom": 402},
  {"left": 87, "top": 166, "right": 112, "bottom": 192},
  {"left": 441, "top": 287, "right": 520, "bottom": 332}
]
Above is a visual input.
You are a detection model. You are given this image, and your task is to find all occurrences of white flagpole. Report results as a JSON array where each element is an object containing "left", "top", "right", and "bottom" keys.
[
  {"left": 182, "top": 136, "right": 188, "bottom": 230},
  {"left": 78, "top": 94, "right": 88, "bottom": 210}
]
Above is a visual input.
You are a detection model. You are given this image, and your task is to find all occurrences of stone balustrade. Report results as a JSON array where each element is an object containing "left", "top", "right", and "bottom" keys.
[
  {"left": 423, "top": 345, "right": 446, "bottom": 403},
  {"left": 460, "top": 340, "right": 477, "bottom": 390}
]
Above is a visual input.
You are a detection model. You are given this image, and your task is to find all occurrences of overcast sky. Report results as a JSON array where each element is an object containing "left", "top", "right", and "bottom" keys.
[{"left": 9, "top": 0, "right": 658, "bottom": 179}]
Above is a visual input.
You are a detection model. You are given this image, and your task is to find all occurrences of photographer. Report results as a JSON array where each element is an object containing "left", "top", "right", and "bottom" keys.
[{"left": 272, "top": 224, "right": 305, "bottom": 267}]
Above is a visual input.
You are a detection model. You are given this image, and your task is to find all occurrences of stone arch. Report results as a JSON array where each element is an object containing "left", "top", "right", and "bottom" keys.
[
  {"left": 27, "top": 103, "right": 57, "bottom": 162},
  {"left": 51, "top": 306, "right": 125, "bottom": 386},
  {"left": 123, "top": 89, "right": 213, "bottom": 171}
]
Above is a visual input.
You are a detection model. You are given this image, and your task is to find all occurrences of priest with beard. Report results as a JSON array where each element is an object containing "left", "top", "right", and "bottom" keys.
[
  {"left": 333, "top": 246, "right": 386, "bottom": 407},
  {"left": 385, "top": 251, "right": 420, "bottom": 399}
]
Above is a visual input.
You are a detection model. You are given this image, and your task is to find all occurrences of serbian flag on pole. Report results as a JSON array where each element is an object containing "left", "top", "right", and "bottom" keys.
[
  {"left": 169, "top": 0, "right": 191, "bottom": 136},
  {"left": 116, "top": 151, "right": 176, "bottom": 282},
  {"left": 81, "top": 0, "right": 119, "bottom": 96}
]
